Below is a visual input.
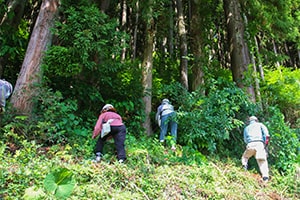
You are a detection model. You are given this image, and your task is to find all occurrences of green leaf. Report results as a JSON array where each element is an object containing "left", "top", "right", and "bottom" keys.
[{"left": 44, "top": 168, "right": 76, "bottom": 199}]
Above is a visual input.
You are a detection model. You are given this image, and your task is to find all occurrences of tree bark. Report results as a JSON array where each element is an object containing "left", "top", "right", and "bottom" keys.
[
  {"left": 100, "top": 0, "right": 111, "bottom": 13},
  {"left": 223, "top": 0, "right": 255, "bottom": 102},
  {"left": 141, "top": 0, "right": 155, "bottom": 136},
  {"left": 10, "top": 0, "right": 60, "bottom": 114},
  {"left": 120, "top": 0, "right": 127, "bottom": 61},
  {"left": 168, "top": 1, "right": 174, "bottom": 57},
  {"left": 176, "top": 0, "right": 188, "bottom": 90},
  {"left": 254, "top": 35, "right": 265, "bottom": 81},
  {"left": 272, "top": 39, "right": 281, "bottom": 68},
  {"left": 190, "top": 0, "right": 205, "bottom": 91},
  {"left": 132, "top": 1, "right": 139, "bottom": 60}
]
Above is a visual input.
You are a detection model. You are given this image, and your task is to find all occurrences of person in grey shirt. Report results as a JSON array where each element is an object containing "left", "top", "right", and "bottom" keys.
[
  {"left": 0, "top": 79, "right": 13, "bottom": 112},
  {"left": 241, "top": 116, "right": 270, "bottom": 182},
  {"left": 156, "top": 99, "right": 177, "bottom": 150}
]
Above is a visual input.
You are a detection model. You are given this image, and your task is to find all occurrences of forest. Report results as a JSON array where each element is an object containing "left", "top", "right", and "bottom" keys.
[{"left": 0, "top": 0, "right": 299, "bottom": 199}]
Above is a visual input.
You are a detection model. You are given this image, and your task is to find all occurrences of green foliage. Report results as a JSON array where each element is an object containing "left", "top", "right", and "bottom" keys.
[
  {"left": 0, "top": 3, "right": 30, "bottom": 79},
  {"left": 161, "top": 80, "right": 256, "bottom": 154},
  {"left": 32, "top": 86, "right": 93, "bottom": 144},
  {"left": 44, "top": 168, "right": 75, "bottom": 199},
  {"left": 0, "top": 85, "right": 91, "bottom": 145},
  {"left": 264, "top": 106, "right": 299, "bottom": 172},
  {"left": 44, "top": 4, "right": 123, "bottom": 78},
  {"left": 42, "top": 3, "right": 144, "bottom": 130},
  {"left": 262, "top": 67, "right": 300, "bottom": 127},
  {"left": 0, "top": 136, "right": 298, "bottom": 200}
]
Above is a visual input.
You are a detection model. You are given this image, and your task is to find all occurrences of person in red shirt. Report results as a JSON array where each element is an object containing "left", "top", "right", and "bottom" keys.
[{"left": 92, "top": 104, "right": 127, "bottom": 163}]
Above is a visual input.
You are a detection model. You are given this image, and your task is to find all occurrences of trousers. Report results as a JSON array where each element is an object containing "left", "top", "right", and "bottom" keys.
[{"left": 241, "top": 141, "right": 269, "bottom": 178}]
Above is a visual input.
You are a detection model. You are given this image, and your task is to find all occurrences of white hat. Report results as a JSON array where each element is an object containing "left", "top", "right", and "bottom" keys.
[
  {"left": 249, "top": 116, "right": 258, "bottom": 121},
  {"left": 102, "top": 104, "right": 113, "bottom": 111},
  {"left": 162, "top": 99, "right": 170, "bottom": 103}
]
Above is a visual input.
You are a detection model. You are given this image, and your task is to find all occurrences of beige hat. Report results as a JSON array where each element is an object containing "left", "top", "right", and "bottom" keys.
[{"left": 249, "top": 116, "right": 258, "bottom": 121}]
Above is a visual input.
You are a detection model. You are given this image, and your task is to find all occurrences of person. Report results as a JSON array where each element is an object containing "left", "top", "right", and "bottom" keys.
[
  {"left": 0, "top": 79, "right": 13, "bottom": 113},
  {"left": 155, "top": 98, "right": 178, "bottom": 150},
  {"left": 92, "top": 104, "right": 127, "bottom": 163},
  {"left": 241, "top": 116, "right": 270, "bottom": 182}
]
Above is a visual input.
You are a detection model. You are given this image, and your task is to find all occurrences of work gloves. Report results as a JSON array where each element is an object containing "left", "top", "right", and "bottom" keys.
[{"left": 265, "top": 136, "right": 270, "bottom": 145}]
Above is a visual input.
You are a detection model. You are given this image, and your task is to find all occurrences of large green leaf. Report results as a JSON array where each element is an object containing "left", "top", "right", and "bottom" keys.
[{"left": 44, "top": 168, "right": 76, "bottom": 199}]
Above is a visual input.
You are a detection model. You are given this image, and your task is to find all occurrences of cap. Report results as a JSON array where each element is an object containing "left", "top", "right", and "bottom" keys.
[
  {"left": 249, "top": 116, "right": 258, "bottom": 121},
  {"left": 102, "top": 104, "right": 113, "bottom": 111},
  {"left": 162, "top": 99, "right": 170, "bottom": 104}
]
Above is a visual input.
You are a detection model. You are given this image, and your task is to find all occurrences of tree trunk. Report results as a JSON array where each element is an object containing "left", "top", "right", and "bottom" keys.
[
  {"left": 223, "top": 0, "right": 255, "bottom": 102},
  {"left": 190, "top": 0, "right": 205, "bottom": 91},
  {"left": 142, "top": 0, "right": 155, "bottom": 136},
  {"left": 132, "top": 1, "right": 139, "bottom": 60},
  {"left": 120, "top": 0, "right": 127, "bottom": 61},
  {"left": 100, "top": 0, "right": 111, "bottom": 13},
  {"left": 10, "top": 0, "right": 60, "bottom": 114},
  {"left": 272, "top": 39, "right": 281, "bottom": 68},
  {"left": 176, "top": 0, "right": 188, "bottom": 90},
  {"left": 168, "top": 1, "right": 174, "bottom": 57},
  {"left": 254, "top": 36, "right": 265, "bottom": 81},
  {"left": 250, "top": 53, "right": 262, "bottom": 108}
]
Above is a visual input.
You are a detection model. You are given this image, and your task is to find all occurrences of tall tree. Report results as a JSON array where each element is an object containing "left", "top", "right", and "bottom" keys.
[
  {"left": 223, "top": 0, "right": 255, "bottom": 102},
  {"left": 190, "top": 0, "right": 205, "bottom": 91},
  {"left": 10, "top": 0, "right": 60, "bottom": 114},
  {"left": 141, "top": 0, "right": 155, "bottom": 135},
  {"left": 176, "top": 0, "right": 188, "bottom": 90}
]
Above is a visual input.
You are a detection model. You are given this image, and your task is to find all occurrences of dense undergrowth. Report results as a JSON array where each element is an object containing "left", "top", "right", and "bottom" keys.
[
  {"left": 1, "top": 134, "right": 299, "bottom": 200},
  {"left": 0, "top": 67, "right": 299, "bottom": 199}
]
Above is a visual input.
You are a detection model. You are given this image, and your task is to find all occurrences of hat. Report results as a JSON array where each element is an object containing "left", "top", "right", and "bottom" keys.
[
  {"left": 102, "top": 104, "right": 113, "bottom": 111},
  {"left": 249, "top": 116, "right": 258, "bottom": 121},
  {"left": 162, "top": 99, "right": 170, "bottom": 103}
]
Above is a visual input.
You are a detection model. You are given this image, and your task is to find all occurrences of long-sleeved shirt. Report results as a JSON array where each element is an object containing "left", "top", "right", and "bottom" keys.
[
  {"left": 0, "top": 79, "right": 13, "bottom": 107},
  {"left": 155, "top": 102, "right": 175, "bottom": 121},
  {"left": 92, "top": 111, "right": 124, "bottom": 138},
  {"left": 243, "top": 121, "right": 269, "bottom": 144}
]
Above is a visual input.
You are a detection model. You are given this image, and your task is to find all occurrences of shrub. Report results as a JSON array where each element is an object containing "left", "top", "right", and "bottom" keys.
[{"left": 164, "top": 81, "right": 257, "bottom": 154}]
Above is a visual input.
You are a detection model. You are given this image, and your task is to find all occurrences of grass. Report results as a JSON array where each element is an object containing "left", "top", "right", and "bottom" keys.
[{"left": 0, "top": 137, "right": 299, "bottom": 200}]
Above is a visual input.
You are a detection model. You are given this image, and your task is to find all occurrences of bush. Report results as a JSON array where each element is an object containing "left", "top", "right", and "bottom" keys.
[
  {"left": 262, "top": 67, "right": 300, "bottom": 127},
  {"left": 264, "top": 106, "right": 299, "bottom": 172},
  {"left": 164, "top": 81, "right": 257, "bottom": 154}
]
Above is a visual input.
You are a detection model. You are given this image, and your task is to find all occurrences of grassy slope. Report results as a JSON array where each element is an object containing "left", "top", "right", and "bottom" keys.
[{"left": 1, "top": 139, "right": 299, "bottom": 200}]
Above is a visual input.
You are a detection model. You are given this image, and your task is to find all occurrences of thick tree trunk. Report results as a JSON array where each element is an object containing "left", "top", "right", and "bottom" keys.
[
  {"left": 190, "top": 0, "right": 205, "bottom": 91},
  {"left": 142, "top": 0, "right": 155, "bottom": 136},
  {"left": 176, "top": 0, "right": 188, "bottom": 90},
  {"left": 10, "top": 0, "right": 60, "bottom": 114},
  {"left": 223, "top": 0, "right": 255, "bottom": 102}
]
